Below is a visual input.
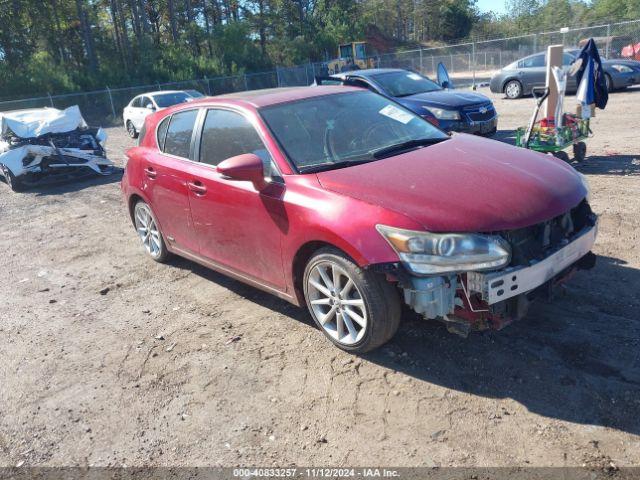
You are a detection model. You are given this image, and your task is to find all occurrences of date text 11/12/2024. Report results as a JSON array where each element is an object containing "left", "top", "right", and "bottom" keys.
[{"left": 232, "top": 468, "right": 400, "bottom": 477}]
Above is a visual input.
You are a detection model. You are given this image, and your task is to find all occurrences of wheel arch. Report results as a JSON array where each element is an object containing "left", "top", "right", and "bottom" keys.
[
  {"left": 126, "top": 191, "right": 151, "bottom": 226},
  {"left": 291, "top": 240, "right": 358, "bottom": 306},
  {"left": 502, "top": 77, "right": 522, "bottom": 93}
]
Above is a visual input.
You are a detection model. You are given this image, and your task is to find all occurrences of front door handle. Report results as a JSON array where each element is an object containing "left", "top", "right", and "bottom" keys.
[
  {"left": 187, "top": 180, "right": 207, "bottom": 195},
  {"left": 144, "top": 166, "right": 157, "bottom": 179}
]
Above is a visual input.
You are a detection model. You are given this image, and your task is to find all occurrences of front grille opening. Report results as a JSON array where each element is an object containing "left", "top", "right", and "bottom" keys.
[
  {"left": 463, "top": 103, "right": 495, "bottom": 122},
  {"left": 500, "top": 199, "right": 595, "bottom": 267}
]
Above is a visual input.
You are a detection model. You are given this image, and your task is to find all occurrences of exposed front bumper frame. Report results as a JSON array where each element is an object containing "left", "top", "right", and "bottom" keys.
[{"left": 467, "top": 222, "right": 597, "bottom": 305}]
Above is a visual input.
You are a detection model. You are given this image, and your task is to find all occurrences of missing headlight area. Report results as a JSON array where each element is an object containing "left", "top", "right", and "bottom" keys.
[
  {"left": 388, "top": 200, "right": 597, "bottom": 336},
  {"left": 0, "top": 106, "right": 115, "bottom": 192},
  {"left": 499, "top": 199, "right": 596, "bottom": 267}
]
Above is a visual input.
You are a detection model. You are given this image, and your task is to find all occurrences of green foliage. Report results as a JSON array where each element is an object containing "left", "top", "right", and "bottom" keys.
[{"left": 0, "top": 0, "right": 636, "bottom": 98}]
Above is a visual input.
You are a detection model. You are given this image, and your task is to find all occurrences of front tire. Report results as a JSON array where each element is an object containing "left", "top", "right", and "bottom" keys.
[
  {"left": 504, "top": 80, "right": 523, "bottom": 99},
  {"left": 605, "top": 73, "right": 613, "bottom": 93},
  {"left": 126, "top": 120, "right": 138, "bottom": 139},
  {"left": 1, "top": 165, "right": 24, "bottom": 192},
  {"left": 303, "top": 247, "right": 401, "bottom": 353},
  {"left": 133, "top": 200, "right": 168, "bottom": 262}
]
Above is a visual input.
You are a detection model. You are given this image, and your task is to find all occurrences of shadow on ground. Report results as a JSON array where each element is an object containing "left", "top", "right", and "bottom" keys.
[
  {"left": 491, "top": 129, "right": 640, "bottom": 177},
  {"left": 1, "top": 169, "right": 124, "bottom": 196},
  {"left": 168, "top": 252, "right": 640, "bottom": 436},
  {"left": 576, "top": 154, "right": 640, "bottom": 176},
  {"left": 492, "top": 128, "right": 518, "bottom": 145}
]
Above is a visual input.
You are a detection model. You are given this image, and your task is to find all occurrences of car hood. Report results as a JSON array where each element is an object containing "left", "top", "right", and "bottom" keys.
[
  {"left": 316, "top": 134, "right": 586, "bottom": 232},
  {"left": 397, "top": 90, "right": 491, "bottom": 109}
]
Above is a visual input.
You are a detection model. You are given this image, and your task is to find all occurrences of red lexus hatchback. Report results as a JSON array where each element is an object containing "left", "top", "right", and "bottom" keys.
[{"left": 122, "top": 86, "right": 597, "bottom": 352}]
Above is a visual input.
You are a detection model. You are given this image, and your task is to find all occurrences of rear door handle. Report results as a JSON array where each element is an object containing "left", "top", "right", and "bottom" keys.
[
  {"left": 187, "top": 180, "right": 207, "bottom": 195},
  {"left": 144, "top": 166, "right": 157, "bottom": 179}
]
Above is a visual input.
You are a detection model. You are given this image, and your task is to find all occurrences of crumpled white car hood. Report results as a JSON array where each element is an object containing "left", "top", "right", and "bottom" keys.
[{"left": 0, "top": 105, "right": 88, "bottom": 139}]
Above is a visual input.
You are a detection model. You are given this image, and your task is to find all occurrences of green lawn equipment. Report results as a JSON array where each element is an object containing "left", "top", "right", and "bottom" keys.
[{"left": 515, "top": 86, "right": 590, "bottom": 163}]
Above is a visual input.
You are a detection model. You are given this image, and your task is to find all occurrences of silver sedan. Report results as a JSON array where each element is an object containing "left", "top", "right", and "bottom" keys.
[{"left": 490, "top": 49, "right": 640, "bottom": 99}]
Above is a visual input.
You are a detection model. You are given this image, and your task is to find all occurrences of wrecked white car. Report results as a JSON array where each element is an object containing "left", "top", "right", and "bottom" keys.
[{"left": 0, "top": 106, "right": 114, "bottom": 191}]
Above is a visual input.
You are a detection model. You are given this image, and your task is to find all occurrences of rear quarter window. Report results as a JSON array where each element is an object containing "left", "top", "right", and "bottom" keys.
[{"left": 163, "top": 110, "right": 198, "bottom": 158}]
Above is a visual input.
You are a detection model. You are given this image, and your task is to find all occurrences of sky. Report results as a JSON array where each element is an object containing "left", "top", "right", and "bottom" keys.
[{"left": 475, "top": 0, "right": 508, "bottom": 15}]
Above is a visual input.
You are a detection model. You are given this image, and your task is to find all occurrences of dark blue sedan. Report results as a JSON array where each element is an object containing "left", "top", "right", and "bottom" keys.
[{"left": 318, "top": 68, "right": 498, "bottom": 136}]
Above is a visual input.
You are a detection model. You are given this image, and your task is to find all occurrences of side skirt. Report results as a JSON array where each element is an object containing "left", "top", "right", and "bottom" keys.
[{"left": 168, "top": 244, "right": 300, "bottom": 306}]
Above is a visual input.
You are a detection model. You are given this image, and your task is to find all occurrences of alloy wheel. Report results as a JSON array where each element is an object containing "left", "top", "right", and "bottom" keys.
[
  {"left": 505, "top": 81, "right": 521, "bottom": 99},
  {"left": 127, "top": 121, "right": 136, "bottom": 138},
  {"left": 134, "top": 202, "right": 162, "bottom": 259},
  {"left": 306, "top": 261, "right": 368, "bottom": 346}
]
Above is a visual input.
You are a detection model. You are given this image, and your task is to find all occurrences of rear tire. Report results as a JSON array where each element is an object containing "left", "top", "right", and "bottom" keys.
[
  {"left": 504, "top": 80, "right": 523, "bottom": 99},
  {"left": 303, "top": 247, "right": 401, "bottom": 353},
  {"left": 1, "top": 165, "right": 24, "bottom": 192},
  {"left": 126, "top": 120, "right": 138, "bottom": 139},
  {"left": 133, "top": 200, "right": 169, "bottom": 263}
]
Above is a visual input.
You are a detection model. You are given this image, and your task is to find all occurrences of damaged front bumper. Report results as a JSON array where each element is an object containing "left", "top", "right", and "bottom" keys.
[
  {"left": 0, "top": 141, "right": 114, "bottom": 191},
  {"left": 466, "top": 222, "right": 597, "bottom": 305},
  {"left": 376, "top": 219, "right": 598, "bottom": 335}
]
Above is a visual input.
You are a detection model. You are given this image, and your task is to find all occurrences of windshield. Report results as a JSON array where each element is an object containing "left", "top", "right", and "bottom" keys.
[
  {"left": 260, "top": 91, "right": 448, "bottom": 173},
  {"left": 185, "top": 89, "right": 205, "bottom": 98},
  {"left": 371, "top": 71, "right": 441, "bottom": 97},
  {"left": 152, "top": 92, "right": 190, "bottom": 108}
]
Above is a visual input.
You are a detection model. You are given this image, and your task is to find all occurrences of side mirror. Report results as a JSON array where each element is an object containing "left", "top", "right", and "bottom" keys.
[
  {"left": 146, "top": 103, "right": 155, "bottom": 111},
  {"left": 217, "top": 153, "right": 267, "bottom": 190}
]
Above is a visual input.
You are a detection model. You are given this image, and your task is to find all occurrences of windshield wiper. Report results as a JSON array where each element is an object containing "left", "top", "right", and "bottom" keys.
[
  {"left": 298, "top": 158, "right": 376, "bottom": 174},
  {"left": 395, "top": 88, "right": 441, "bottom": 97},
  {"left": 371, "top": 137, "right": 449, "bottom": 159}
]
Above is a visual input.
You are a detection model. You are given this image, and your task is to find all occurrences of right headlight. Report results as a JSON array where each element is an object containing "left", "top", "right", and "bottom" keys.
[
  {"left": 376, "top": 225, "right": 511, "bottom": 275},
  {"left": 611, "top": 64, "right": 633, "bottom": 73},
  {"left": 424, "top": 107, "right": 460, "bottom": 120}
]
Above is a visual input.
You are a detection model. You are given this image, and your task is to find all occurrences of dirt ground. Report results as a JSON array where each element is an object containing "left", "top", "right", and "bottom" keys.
[{"left": 1, "top": 87, "right": 639, "bottom": 470}]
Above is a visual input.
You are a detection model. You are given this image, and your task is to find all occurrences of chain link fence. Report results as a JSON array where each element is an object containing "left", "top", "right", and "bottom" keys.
[{"left": 1, "top": 18, "right": 638, "bottom": 126}]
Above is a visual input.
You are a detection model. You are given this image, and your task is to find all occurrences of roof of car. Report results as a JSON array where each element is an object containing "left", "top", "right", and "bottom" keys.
[
  {"left": 334, "top": 68, "right": 405, "bottom": 78},
  {"left": 209, "top": 85, "right": 364, "bottom": 108},
  {"left": 136, "top": 90, "right": 185, "bottom": 97}
]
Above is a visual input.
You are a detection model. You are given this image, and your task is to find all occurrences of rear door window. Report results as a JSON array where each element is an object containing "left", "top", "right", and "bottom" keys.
[
  {"left": 520, "top": 53, "right": 545, "bottom": 68},
  {"left": 163, "top": 109, "right": 198, "bottom": 158},
  {"left": 141, "top": 96, "right": 153, "bottom": 109}
]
